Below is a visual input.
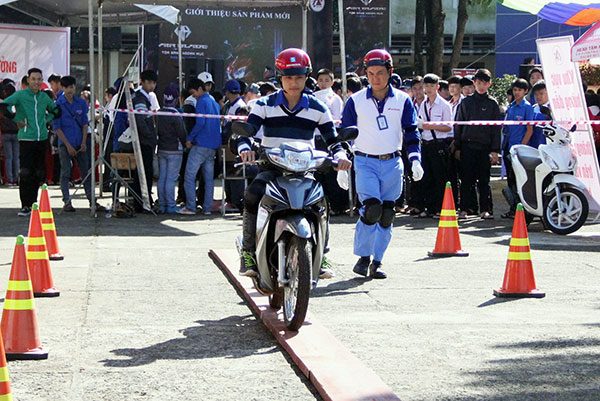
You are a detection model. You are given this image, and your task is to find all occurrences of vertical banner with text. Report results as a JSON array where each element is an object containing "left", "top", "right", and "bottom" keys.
[
  {"left": 537, "top": 36, "right": 600, "bottom": 212},
  {"left": 343, "top": 0, "right": 390, "bottom": 73}
]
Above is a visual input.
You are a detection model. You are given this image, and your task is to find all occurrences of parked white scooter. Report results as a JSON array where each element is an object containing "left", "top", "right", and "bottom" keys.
[{"left": 508, "top": 123, "right": 589, "bottom": 234}]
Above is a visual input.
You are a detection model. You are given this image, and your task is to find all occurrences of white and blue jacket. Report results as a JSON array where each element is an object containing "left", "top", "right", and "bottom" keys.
[{"left": 341, "top": 86, "right": 421, "bottom": 161}]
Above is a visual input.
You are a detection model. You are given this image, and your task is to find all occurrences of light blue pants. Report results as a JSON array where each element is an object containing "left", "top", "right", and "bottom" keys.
[
  {"left": 157, "top": 152, "right": 183, "bottom": 210},
  {"left": 184, "top": 146, "right": 215, "bottom": 212},
  {"left": 2, "top": 134, "right": 19, "bottom": 182},
  {"left": 353, "top": 155, "right": 403, "bottom": 262}
]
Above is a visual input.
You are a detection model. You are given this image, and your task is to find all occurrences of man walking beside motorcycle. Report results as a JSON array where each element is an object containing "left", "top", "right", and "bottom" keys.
[
  {"left": 341, "top": 49, "right": 424, "bottom": 279},
  {"left": 237, "top": 48, "right": 352, "bottom": 278}
]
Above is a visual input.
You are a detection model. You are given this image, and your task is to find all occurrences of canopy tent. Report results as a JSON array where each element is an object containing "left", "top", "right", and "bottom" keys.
[{"left": 497, "top": 0, "right": 600, "bottom": 26}]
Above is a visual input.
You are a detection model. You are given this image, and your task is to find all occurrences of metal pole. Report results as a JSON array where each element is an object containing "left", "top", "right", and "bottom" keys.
[
  {"left": 338, "top": 0, "right": 347, "bottom": 103},
  {"left": 88, "top": 0, "right": 97, "bottom": 216},
  {"left": 178, "top": 12, "right": 183, "bottom": 101},
  {"left": 98, "top": 0, "right": 104, "bottom": 195},
  {"left": 302, "top": 1, "right": 308, "bottom": 51}
]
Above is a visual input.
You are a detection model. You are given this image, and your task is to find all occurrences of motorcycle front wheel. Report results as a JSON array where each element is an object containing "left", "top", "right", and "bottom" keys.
[
  {"left": 283, "top": 236, "right": 312, "bottom": 331},
  {"left": 542, "top": 186, "right": 589, "bottom": 235}
]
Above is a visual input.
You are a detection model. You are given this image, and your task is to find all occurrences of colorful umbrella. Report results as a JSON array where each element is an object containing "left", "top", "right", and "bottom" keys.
[{"left": 498, "top": 1, "right": 600, "bottom": 26}]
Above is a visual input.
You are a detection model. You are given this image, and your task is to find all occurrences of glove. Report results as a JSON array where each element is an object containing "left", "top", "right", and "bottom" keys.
[
  {"left": 336, "top": 169, "right": 350, "bottom": 190},
  {"left": 412, "top": 160, "right": 424, "bottom": 181}
]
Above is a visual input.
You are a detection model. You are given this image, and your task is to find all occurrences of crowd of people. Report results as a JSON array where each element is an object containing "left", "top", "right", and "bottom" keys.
[{"left": 0, "top": 56, "right": 599, "bottom": 224}]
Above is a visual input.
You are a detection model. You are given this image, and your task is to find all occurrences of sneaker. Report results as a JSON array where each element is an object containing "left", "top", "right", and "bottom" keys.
[
  {"left": 457, "top": 211, "right": 468, "bottom": 220},
  {"left": 176, "top": 207, "right": 196, "bottom": 215},
  {"left": 93, "top": 203, "right": 107, "bottom": 212},
  {"left": 63, "top": 202, "right": 76, "bottom": 212},
  {"left": 239, "top": 251, "right": 258, "bottom": 277},
  {"left": 481, "top": 211, "right": 494, "bottom": 220},
  {"left": 353, "top": 256, "right": 371, "bottom": 277},
  {"left": 319, "top": 256, "right": 335, "bottom": 279},
  {"left": 17, "top": 207, "right": 31, "bottom": 217},
  {"left": 369, "top": 261, "right": 387, "bottom": 279}
]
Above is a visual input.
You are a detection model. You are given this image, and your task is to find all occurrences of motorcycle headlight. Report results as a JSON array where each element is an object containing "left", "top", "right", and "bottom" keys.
[
  {"left": 284, "top": 150, "right": 311, "bottom": 171},
  {"left": 542, "top": 151, "right": 560, "bottom": 170}
]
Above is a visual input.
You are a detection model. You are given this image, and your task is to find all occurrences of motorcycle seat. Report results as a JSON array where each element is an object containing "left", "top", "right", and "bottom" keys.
[{"left": 513, "top": 146, "right": 543, "bottom": 170}]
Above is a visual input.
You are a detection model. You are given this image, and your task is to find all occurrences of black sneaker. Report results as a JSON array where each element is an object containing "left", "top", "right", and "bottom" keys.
[
  {"left": 63, "top": 202, "right": 76, "bottom": 212},
  {"left": 353, "top": 256, "right": 371, "bottom": 277},
  {"left": 369, "top": 261, "right": 387, "bottom": 279},
  {"left": 17, "top": 207, "right": 31, "bottom": 217},
  {"left": 239, "top": 251, "right": 258, "bottom": 277}
]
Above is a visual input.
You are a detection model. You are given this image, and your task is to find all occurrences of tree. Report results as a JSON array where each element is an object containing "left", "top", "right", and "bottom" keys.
[
  {"left": 449, "top": 0, "right": 494, "bottom": 72},
  {"left": 414, "top": 0, "right": 425, "bottom": 75},
  {"left": 449, "top": 0, "right": 468, "bottom": 72},
  {"left": 426, "top": 0, "right": 445, "bottom": 76}
]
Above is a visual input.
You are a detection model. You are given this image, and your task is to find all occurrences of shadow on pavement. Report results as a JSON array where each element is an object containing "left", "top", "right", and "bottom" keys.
[
  {"left": 0, "top": 207, "right": 241, "bottom": 238},
  {"left": 477, "top": 297, "right": 521, "bottom": 308},
  {"left": 312, "top": 277, "right": 370, "bottom": 298},
  {"left": 418, "top": 338, "right": 600, "bottom": 401},
  {"left": 101, "top": 315, "right": 278, "bottom": 367}
]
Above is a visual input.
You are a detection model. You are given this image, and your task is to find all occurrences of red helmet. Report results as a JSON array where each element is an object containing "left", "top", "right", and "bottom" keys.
[
  {"left": 275, "top": 48, "right": 312, "bottom": 77},
  {"left": 363, "top": 49, "right": 393, "bottom": 70}
]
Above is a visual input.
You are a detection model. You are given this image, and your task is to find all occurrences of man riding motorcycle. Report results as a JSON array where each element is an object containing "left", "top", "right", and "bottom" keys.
[{"left": 237, "top": 48, "right": 352, "bottom": 278}]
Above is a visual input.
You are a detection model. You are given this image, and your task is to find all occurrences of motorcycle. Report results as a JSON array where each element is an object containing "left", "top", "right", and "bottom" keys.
[
  {"left": 508, "top": 123, "right": 589, "bottom": 235},
  {"left": 232, "top": 121, "right": 358, "bottom": 331}
]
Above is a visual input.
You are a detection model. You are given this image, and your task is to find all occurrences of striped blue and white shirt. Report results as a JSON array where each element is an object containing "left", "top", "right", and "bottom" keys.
[{"left": 238, "top": 90, "right": 343, "bottom": 155}]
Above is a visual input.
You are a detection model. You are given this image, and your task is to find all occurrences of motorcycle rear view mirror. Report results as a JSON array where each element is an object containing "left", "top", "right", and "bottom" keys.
[
  {"left": 570, "top": 124, "right": 577, "bottom": 132},
  {"left": 338, "top": 126, "right": 359, "bottom": 142},
  {"left": 232, "top": 121, "right": 256, "bottom": 138}
]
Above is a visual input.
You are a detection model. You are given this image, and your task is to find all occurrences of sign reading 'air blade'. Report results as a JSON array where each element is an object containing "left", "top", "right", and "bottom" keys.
[{"left": 571, "top": 21, "right": 600, "bottom": 62}]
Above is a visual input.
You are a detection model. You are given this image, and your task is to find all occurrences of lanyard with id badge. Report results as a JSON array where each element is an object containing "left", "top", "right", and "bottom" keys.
[{"left": 372, "top": 97, "right": 389, "bottom": 131}]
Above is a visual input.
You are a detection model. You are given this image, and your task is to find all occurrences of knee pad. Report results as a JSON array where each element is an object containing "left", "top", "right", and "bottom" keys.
[
  {"left": 380, "top": 201, "right": 395, "bottom": 228},
  {"left": 360, "top": 198, "right": 382, "bottom": 225}
]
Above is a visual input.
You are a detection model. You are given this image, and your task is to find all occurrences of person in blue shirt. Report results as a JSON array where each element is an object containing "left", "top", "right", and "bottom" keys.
[
  {"left": 52, "top": 75, "right": 95, "bottom": 211},
  {"left": 530, "top": 80, "right": 551, "bottom": 149},
  {"left": 177, "top": 77, "right": 222, "bottom": 215},
  {"left": 502, "top": 78, "right": 535, "bottom": 218}
]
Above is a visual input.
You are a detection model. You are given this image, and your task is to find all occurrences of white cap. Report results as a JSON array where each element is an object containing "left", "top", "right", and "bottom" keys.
[{"left": 197, "top": 72, "right": 213, "bottom": 83}]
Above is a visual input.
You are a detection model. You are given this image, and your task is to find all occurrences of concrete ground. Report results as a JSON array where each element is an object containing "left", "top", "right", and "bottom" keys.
[{"left": 0, "top": 181, "right": 599, "bottom": 400}]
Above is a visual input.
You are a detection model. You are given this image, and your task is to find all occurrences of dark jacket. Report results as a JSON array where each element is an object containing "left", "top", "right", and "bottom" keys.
[
  {"left": 454, "top": 92, "right": 502, "bottom": 153},
  {"left": 182, "top": 102, "right": 196, "bottom": 134},
  {"left": 157, "top": 107, "right": 187, "bottom": 154},
  {"left": 132, "top": 89, "right": 157, "bottom": 147}
]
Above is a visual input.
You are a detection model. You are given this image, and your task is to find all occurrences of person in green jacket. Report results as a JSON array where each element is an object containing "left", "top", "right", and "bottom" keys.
[{"left": 1, "top": 68, "right": 61, "bottom": 216}]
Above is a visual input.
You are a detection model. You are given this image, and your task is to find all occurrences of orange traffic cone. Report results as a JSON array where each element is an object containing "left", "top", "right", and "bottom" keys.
[
  {"left": 39, "top": 183, "right": 63, "bottom": 261},
  {"left": 27, "top": 203, "right": 60, "bottom": 298},
  {"left": 428, "top": 182, "right": 469, "bottom": 257},
  {"left": 0, "top": 330, "right": 14, "bottom": 400},
  {"left": 1, "top": 235, "right": 48, "bottom": 360},
  {"left": 494, "top": 204, "right": 545, "bottom": 298}
]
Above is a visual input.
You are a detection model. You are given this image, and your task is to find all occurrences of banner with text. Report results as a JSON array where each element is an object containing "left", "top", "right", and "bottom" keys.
[
  {"left": 343, "top": 0, "right": 390, "bottom": 73},
  {"left": 0, "top": 23, "right": 70, "bottom": 84},
  {"left": 156, "top": 5, "right": 301, "bottom": 88},
  {"left": 537, "top": 36, "right": 600, "bottom": 212}
]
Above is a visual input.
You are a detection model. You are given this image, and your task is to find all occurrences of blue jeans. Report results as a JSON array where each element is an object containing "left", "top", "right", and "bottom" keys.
[
  {"left": 58, "top": 138, "right": 92, "bottom": 204},
  {"left": 2, "top": 134, "right": 19, "bottom": 182},
  {"left": 184, "top": 146, "right": 215, "bottom": 211},
  {"left": 157, "top": 152, "right": 183, "bottom": 210},
  {"left": 353, "top": 155, "right": 403, "bottom": 262}
]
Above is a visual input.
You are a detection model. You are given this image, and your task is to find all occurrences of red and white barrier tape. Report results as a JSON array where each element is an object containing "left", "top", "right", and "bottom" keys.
[{"left": 104, "top": 108, "right": 600, "bottom": 126}]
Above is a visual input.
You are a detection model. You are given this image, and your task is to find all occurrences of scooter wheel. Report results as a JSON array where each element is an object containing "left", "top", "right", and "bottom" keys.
[{"left": 542, "top": 186, "right": 589, "bottom": 235}]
